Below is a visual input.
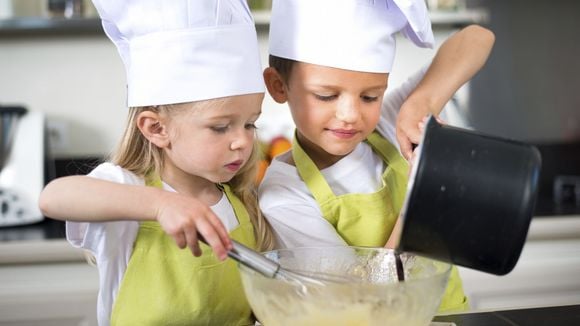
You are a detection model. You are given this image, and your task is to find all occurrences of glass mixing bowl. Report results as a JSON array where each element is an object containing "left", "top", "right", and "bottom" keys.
[{"left": 239, "top": 246, "right": 451, "bottom": 326}]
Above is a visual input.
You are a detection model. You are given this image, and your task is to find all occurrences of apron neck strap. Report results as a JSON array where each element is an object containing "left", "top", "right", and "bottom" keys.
[
  {"left": 365, "top": 131, "right": 409, "bottom": 175},
  {"left": 145, "top": 172, "right": 163, "bottom": 188},
  {"left": 292, "top": 132, "right": 336, "bottom": 204},
  {"left": 292, "top": 130, "right": 408, "bottom": 204}
]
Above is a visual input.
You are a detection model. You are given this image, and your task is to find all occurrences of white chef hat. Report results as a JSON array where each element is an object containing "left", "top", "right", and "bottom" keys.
[
  {"left": 92, "top": 0, "right": 264, "bottom": 107},
  {"left": 269, "top": 0, "right": 434, "bottom": 73}
]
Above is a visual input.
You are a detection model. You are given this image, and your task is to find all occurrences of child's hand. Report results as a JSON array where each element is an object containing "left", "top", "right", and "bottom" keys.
[
  {"left": 396, "top": 97, "right": 433, "bottom": 161},
  {"left": 405, "top": 116, "right": 447, "bottom": 176},
  {"left": 397, "top": 104, "right": 446, "bottom": 161},
  {"left": 155, "top": 191, "right": 233, "bottom": 261},
  {"left": 385, "top": 215, "right": 403, "bottom": 249}
]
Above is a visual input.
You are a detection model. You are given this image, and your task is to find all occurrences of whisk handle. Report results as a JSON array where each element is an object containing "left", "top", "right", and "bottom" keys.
[{"left": 229, "top": 240, "right": 280, "bottom": 278}]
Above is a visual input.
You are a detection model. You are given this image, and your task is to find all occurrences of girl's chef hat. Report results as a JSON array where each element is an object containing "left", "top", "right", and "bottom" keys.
[
  {"left": 269, "top": 0, "right": 435, "bottom": 73},
  {"left": 92, "top": 0, "right": 264, "bottom": 107}
]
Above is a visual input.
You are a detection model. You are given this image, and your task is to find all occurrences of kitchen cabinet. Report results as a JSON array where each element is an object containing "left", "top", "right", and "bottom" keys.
[
  {"left": 0, "top": 216, "right": 579, "bottom": 325},
  {"left": 0, "top": 240, "right": 98, "bottom": 326},
  {"left": 0, "top": 9, "right": 488, "bottom": 35},
  {"left": 457, "top": 216, "right": 580, "bottom": 312}
]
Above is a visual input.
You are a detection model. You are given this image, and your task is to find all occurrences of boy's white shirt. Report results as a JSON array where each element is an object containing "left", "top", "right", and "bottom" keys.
[
  {"left": 65, "top": 163, "right": 239, "bottom": 326},
  {"left": 259, "top": 66, "right": 446, "bottom": 249}
]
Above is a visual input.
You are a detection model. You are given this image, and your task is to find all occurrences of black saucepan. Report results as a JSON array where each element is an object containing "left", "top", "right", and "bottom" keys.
[{"left": 397, "top": 116, "right": 541, "bottom": 275}]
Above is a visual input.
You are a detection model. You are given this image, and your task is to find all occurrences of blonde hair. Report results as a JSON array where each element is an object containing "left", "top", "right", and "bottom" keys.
[{"left": 110, "top": 100, "right": 274, "bottom": 251}]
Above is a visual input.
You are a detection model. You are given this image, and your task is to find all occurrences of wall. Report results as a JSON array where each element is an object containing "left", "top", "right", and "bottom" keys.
[
  {"left": 465, "top": 0, "right": 580, "bottom": 143},
  {"left": 0, "top": 35, "right": 126, "bottom": 158},
  {"left": 0, "top": 23, "right": 458, "bottom": 158}
]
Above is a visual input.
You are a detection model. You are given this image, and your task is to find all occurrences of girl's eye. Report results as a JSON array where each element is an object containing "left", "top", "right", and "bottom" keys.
[
  {"left": 211, "top": 125, "right": 229, "bottom": 133},
  {"left": 314, "top": 94, "right": 337, "bottom": 102},
  {"left": 245, "top": 123, "right": 258, "bottom": 130},
  {"left": 362, "top": 95, "right": 379, "bottom": 103}
]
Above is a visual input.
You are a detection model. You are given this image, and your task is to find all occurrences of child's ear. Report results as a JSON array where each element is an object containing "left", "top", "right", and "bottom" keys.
[
  {"left": 263, "top": 67, "right": 288, "bottom": 104},
  {"left": 137, "top": 110, "right": 170, "bottom": 148}
]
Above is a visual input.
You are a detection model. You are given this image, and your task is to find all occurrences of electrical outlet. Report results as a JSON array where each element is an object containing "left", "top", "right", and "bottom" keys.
[{"left": 46, "top": 119, "right": 69, "bottom": 154}]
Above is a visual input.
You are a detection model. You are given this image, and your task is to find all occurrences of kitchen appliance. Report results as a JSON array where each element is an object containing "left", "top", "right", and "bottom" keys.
[
  {"left": 0, "top": 105, "right": 47, "bottom": 227},
  {"left": 460, "top": 1, "right": 580, "bottom": 215},
  {"left": 398, "top": 116, "right": 541, "bottom": 275},
  {"left": 47, "top": 0, "right": 84, "bottom": 18}
]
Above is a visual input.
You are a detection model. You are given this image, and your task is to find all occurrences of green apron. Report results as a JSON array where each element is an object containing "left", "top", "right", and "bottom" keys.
[
  {"left": 110, "top": 177, "right": 256, "bottom": 325},
  {"left": 293, "top": 130, "right": 469, "bottom": 312}
]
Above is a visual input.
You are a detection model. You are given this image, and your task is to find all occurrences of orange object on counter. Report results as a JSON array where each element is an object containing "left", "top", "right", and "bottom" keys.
[
  {"left": 256, "top": 159, "right": 269, "bottom": 185},
  {"left": 268, "top": 136, "right": 292, "bottom": 159},
  {"left": 255, "top": 136, "right": 292, "bottom": 185}
]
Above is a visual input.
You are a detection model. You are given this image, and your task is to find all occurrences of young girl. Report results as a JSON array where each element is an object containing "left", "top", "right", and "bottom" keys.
[
  {"left": 260, "top": 0, "right": 495, "bottom": 313},
  {"left": 39, "top": 0, "right": 273, "bottom": 325}
]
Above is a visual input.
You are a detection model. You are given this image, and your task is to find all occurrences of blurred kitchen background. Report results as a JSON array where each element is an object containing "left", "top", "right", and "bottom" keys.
[{"left": 0, "top": 1, "right": 579, "bottom": 325}]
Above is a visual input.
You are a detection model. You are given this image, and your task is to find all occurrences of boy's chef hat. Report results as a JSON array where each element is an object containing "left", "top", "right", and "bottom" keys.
[
  {"left": 269, "top": 0, "right": 434, "bottom": 73},
  {"left": 92, "top": 0, "right": 264, "bottom": 107}
]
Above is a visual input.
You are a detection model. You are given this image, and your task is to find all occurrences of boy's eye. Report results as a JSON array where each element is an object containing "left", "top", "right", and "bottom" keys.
[
  {"left": 362, "top": 95, "right": 379, "bottom": 103},
  {"left": 245, "top": 123, "right": 258, "bottom": 130},
  {"left": 314, "top": 94, "right": 338, "bottom": 102},
  {"left": 211, "top": 125, "right": 229, "bottom": 133}
]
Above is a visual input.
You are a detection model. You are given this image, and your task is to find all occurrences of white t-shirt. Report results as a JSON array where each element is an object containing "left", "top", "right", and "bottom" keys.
[
  {"left": 66, "top": 163, "right": 238, "bottom": 326},
  {"left": 259, "top": 66, "right": 451, "bottom": 249}
]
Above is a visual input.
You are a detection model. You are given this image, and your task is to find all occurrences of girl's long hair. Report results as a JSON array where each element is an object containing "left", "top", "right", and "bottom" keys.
[{"left": 110, "top": 102, "right": 274, "bottom": 251}]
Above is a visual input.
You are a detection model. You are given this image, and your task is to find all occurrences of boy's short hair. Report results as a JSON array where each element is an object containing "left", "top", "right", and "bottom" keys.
[{"left": 269, "top": 55, "right": 297, "bottom": 84}]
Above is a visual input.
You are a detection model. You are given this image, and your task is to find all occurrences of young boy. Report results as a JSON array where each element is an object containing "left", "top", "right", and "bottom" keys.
[{"left": 258, "top": 0, "right": 494, "bottom": 312}]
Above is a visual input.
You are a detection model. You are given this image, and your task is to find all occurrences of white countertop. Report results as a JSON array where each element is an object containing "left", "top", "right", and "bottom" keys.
[
  {"left": 0, "top": 215, "right": 578, "bottom": 265},
  {"left": 525, "top": 215, "right": 580, "bottom": 240},
  {"left": 0, "top": 238, "right": 87, "bottom": 264}
]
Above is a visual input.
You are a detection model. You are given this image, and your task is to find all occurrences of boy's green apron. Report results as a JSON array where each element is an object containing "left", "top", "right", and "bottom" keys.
[
  {"left": 110, "top": 177, "right": 256, "bottom": 325},
  {"left": 293, "top": 130, "right": 469, "bottom": 312}
]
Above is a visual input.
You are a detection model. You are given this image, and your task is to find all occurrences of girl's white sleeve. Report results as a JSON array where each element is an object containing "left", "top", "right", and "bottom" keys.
[
  {"left": 64, "top": 163, "right": 144, "bottom": 326},
  {"left": 65, "top": 162, "right": 143, "bottom": 255}
]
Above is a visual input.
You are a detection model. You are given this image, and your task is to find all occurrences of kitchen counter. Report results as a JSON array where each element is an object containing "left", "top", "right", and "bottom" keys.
[
  {"left": 0, "top": 219, "right": 97, "bottom": 325},
  {"left": 0, "top": 215, "right": 578, "bottom": 325},
  {"left": 434, "top": 304, "right": 580, "bottom": 325},
  {"left": 0, "top": 214, "right": 579, "bottom": 264},
  {"left": 0, "top": 218, "right": 65, "bottom": 242},
  {"left": 0, "top": 218, "right": 88, "bottom": 264}
]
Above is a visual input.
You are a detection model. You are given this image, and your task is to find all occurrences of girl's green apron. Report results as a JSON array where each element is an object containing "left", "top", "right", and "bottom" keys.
[
  {"left": 110, "top": 177, "right": 255, "bottom": 325},
  {"left": 293, "top": 131, "right": 469, "bottom": 312}
]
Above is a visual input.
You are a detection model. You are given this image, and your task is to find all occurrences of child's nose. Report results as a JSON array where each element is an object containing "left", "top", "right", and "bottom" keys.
[
  {"left": 335, "top": 99, "right": 360, "bottom": 123},
  {"left": 230, "top": 129, "right": 253, "bottom": 151}
]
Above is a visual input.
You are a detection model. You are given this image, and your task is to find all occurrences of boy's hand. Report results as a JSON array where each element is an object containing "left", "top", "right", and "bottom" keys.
[
  {"left": 396, "top": 96, "right": 432, "bottom": 161},
  {"left": 154, "top": 191, "right": 232, "bottom": 260},
  {"left": 388, "top": 118, "right": 428, "bottom": 250},
  {"left": 405, "top": 115, "right": 447, "bottom": 175},
  {"left": 397, "top": 102, "right": 445, "bottom": 161},
  {"left": 385, "top": 215, "right": 403, "bottom": 249}
]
